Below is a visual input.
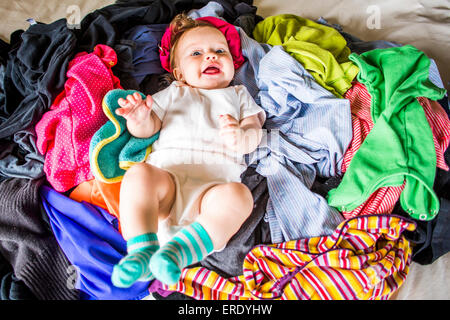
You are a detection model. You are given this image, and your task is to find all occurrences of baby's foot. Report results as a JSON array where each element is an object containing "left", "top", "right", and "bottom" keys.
[
  {"left": 149, "top": 222, "right": 214, "bottom": 285},
  {"left": 111, "top": 233, "right": 159, "bottom": 288}
]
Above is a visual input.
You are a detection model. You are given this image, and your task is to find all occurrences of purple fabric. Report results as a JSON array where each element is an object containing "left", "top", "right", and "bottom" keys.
[{"left": 39, "top": 185, "right": 150, "bottom": 300}]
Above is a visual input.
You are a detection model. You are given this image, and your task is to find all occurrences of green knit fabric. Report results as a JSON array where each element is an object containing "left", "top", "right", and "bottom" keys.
[
  {"left": 253, "top": 14, "right": 359, "bottom": 98},
  {"left": 89, "top": 89, "right": 159, "bottom": 183},
  {"left": 327, "top": 45, "right": 446, "bottom": 221}
]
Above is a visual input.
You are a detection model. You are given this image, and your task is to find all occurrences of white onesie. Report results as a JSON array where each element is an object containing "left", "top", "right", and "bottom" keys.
[{"left": 146, "top": 81, "right": 265, "bottom": 242}]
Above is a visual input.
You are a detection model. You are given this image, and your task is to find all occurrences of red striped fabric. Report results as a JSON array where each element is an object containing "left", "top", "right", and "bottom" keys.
[{"left": 418, "top": 96, "right": 450, "bottom": 171}]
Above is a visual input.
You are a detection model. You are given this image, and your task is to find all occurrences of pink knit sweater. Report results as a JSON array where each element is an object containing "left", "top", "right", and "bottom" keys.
[{"left": 36, "top": 44, "right": 122, "bottom": 192}]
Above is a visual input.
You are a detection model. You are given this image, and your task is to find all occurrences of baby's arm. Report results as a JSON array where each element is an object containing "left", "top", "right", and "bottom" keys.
[
  {"left": 219, "top": 113, "right": 263, "bottom": 154},
  {"left": 116, "top": 92, "right": 161, "bottom": 138}
]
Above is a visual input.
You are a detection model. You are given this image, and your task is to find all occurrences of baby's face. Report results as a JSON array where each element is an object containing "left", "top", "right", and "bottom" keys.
[{"left": 173, "top": 26, "right": 235, "bottom": 89}]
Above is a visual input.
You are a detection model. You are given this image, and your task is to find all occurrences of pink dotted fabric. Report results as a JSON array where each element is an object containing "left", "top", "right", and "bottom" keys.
[{"left": 36, "top": 44, "right": 122, "bottom": 192}]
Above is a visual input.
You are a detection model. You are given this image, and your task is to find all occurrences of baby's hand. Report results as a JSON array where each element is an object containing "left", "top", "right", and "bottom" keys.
[
  {"left": 116, "top": 92, "right": 153, "bottom": 122},
  {"left": 115, "top": 92, "right": 158, "bottom": 138},
  {"left": 219, "top": 114, "right": 242, "bottom": 151}
]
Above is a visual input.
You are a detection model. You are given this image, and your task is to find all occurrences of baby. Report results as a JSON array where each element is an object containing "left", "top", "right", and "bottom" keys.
[{"left": 111, "top": 14, "right": 265, "bottom": 287}]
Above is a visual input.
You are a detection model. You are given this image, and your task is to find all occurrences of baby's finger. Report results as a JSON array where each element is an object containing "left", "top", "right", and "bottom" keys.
[
  {"left": 220, "top": 114, "right": 238, "bottom": 121},
  {"left": 218, "top": 116, "right": 231, "bottom": 126},
  {"left": 145, "top": 95, "right": 153, "bottom": 109},
  {"left": 133, "top": 92, "right": 142, "bottom": 102},
  {"left": 115, "top": 107, "right": 128, "bottom": 117},
  {"left": 118, "top": 97, "right": 129, "bottom": 107},
  {"left": 126, "top": 94, "right": 137, "bottom": 105},
  {"left": 220, "top": 122, "right": 239, "bottom": 130},
  {"left": 219, "top": 114, "right": 238, "bottom": 126}
]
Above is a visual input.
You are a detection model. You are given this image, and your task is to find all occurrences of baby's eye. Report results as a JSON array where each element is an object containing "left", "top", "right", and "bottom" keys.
[
  {"left": 191, "top": 51, "right": 202, "bottom": 56},
  {"left": 216, "top": 49, "right": 226, "bottom": 54}
]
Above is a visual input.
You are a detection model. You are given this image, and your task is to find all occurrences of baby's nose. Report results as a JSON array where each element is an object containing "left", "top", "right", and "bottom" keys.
[{"left": 205, "top": 52, "right": 218, "bottom": 60}]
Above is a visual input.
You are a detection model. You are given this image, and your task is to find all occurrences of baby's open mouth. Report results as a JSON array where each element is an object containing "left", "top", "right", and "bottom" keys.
[{"left": 202, "top": 66, "right": 221, "bottom": 74}]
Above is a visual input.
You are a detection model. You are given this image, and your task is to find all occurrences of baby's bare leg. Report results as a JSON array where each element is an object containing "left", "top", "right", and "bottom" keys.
[
  {"left": 149, "top": 181, "right": 253, "bottom": 285},
  {"left": 119, "top": 162, "right": 176, "bottom": 240},
  {"left": 111, "top": 162, "right": 175, "bottom": 288},
  {"left": 197, "top": 182, "right": 253, "bottom": 250}
]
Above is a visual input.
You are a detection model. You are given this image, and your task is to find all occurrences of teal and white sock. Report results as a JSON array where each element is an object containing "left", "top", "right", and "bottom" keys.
[
  {"left": 111, "top": 233, "right": 159, "bottom": 288},
  {"left": 149, "top": 222, "right": 214, "bottom": 285}
]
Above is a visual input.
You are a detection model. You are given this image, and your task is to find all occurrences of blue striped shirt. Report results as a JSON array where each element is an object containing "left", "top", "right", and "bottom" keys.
[{"left": 246, "top": 46, "right": 351, "bottom": 242}]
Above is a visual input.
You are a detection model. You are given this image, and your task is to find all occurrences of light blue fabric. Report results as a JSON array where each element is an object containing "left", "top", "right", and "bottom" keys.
[
  {"left": 187, "top": 1, "right": 224, "bottom": 19},
  {"left": 249, "top": 46, "right": 350, "bottom": 242},
  {"left": 233, "top": 27, "right": 271, "bottom": 103},
  {"left": 429, "top": 59, "right": 445, "bottom": 91}
]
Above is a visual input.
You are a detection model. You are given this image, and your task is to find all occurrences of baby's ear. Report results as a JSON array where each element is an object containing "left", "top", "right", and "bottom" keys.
[{"left": 172, "top": 67, "right": 183, "bottom": 81}]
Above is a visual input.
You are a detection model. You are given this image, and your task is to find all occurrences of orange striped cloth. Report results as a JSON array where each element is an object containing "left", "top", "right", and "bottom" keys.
[
  {"left": 159, "top": 214, "right": 416, "bottom": 300},
  {"left": 341, "top": 82, "right": 450, "bottom": 219}
]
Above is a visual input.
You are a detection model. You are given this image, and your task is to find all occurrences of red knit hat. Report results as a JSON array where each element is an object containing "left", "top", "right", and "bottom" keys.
[{"left": 159, "top": 16, "right": 245, "bottom": 72}]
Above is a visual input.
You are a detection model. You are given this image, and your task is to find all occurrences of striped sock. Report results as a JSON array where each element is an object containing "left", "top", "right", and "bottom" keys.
[
  {"left": 149, "top": 222, "right": 214, "bottom": 285},
  {"left": 111, "top": 233, "right": 159, "bottom": 288}
]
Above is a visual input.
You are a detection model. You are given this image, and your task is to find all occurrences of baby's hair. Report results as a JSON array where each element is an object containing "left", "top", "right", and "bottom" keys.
[{"left": 168, "top": 13, "right": 214, "bottom": 72}]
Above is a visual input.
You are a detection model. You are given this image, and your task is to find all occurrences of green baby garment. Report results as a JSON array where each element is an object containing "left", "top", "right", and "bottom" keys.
[
  {"left": 327, "top": 45, "right": 447, "bottom": 221},
  {"left": 253, "top": 14, "right": 359, "bottom": 97},
  {"left": 89, "top": 89, "right": 160, "bottom": 183}
]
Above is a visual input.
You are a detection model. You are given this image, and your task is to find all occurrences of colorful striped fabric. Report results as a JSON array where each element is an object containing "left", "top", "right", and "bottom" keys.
[
  {"left": 417, "top": 96, "right": 450, "bottom": 171},
  {"left": 160, "top": 215, "right": 416, "bottom": 300},
  {"left": 341, "top": 82, "right": 450, "bottom": 219}
]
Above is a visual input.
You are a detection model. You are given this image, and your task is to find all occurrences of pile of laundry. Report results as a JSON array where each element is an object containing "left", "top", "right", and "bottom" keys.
[{"left": 0, "top": 0, "right": 448, "bottom": 300}]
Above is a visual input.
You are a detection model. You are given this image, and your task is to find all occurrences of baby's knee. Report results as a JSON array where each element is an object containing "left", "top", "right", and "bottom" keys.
[
  {"left": 122, "top": 163, "right": 174, "bottom": 199},
  {"left": 209, "top": 182, "right": 253, "bottom": 215},
  {"left": 123, "top": 162, "right": 155, "bottom": 182},
  {"left": 223, "top": 182, "right": 252, "bottom": 201},
  {"left": 122, "top": 163, "right": 170, "bottom": 191}
]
